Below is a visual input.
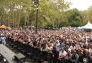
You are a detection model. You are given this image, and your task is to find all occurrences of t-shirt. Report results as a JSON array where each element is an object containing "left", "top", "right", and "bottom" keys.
[
  {"left": 59, "top": 50, "right": 67, "bottom": 57},
  {"left": 1, "top": 36, "right": 6, "bottom": 42},
  {"left": 52, "top": 48, "right": 59, "bottom": 58}
]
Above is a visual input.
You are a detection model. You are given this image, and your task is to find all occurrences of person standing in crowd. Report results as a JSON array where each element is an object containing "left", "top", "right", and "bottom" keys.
[
  {"left": 0, "top": 34, "right": 6, "bottom": 45},
  {"left": 78, "top": 50, "right": 90, "bottom": 63},
  {"left": 59, "top": 49, "right": 68, "bottom": 61}
]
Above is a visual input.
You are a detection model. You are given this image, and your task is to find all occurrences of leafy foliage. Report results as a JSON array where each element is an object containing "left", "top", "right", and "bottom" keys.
[{"left": 0, "top": 0, "right": 91, "bottom": 28}]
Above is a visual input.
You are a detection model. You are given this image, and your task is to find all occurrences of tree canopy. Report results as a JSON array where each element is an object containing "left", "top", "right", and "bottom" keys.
[{"left": 0, "top": 0, "right": 91, "bottom": 28}]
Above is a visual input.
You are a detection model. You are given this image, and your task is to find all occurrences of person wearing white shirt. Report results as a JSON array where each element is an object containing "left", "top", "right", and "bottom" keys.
[
  {"left": 59, "top": 49, "right": 67, "bottom": 59},
  {"left": 1, "top": 35, "right": 6, "bottom": 45}
]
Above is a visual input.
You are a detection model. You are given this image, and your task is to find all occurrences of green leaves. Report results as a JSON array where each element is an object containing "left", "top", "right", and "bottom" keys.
[
  {"left": 64, "top": 9, "right": 84, "bottom": 26},
  {"left": 0, "top": 0, "right": 72, "bottom": 28}
]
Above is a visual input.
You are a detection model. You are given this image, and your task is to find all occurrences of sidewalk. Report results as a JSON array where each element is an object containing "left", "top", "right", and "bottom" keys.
[{"left": 0, "top": 44, "right": 15, "bottom": 63}]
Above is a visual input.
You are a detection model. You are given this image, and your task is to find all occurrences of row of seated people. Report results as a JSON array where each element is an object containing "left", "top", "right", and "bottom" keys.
[{"left": 7, "top": 37, "right": 92, "bottom": 63}]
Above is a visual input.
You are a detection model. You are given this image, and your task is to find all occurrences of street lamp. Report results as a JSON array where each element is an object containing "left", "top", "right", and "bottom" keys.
[{"left": 33, "top": 0, "right": 39, "bottom": 33}]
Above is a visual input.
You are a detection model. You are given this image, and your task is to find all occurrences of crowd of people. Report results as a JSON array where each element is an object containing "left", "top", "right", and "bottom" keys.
[{"left": 0, "top": 27, "right": 92, "bottom": 63}]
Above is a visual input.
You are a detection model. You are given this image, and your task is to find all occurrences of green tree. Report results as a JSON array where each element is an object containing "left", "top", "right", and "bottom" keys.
[
  {"left": 63, "top": 9, "right": 84, "bottom": 27},
  {"left": 0, "top": 0, "right": 70, "bottom": 28}
]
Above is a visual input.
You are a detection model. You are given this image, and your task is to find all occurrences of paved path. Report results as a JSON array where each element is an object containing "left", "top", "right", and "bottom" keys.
[{"left": 0, "top": 44, "right": 15, "bottom": 63}]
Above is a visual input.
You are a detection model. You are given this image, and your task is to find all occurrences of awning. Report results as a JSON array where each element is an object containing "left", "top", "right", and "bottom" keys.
[{"left": 0, "top": 25, "right": 8, "bottom": 28}]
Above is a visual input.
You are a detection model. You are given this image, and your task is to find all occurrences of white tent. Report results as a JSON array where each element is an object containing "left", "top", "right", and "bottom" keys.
[{"left": 79, "top": 22, "right": 92, "bottom": 29}]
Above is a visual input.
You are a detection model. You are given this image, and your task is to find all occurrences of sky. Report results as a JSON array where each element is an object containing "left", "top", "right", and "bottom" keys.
[{"left": 67, "top": 0, "right": 92, "bottom": 10}]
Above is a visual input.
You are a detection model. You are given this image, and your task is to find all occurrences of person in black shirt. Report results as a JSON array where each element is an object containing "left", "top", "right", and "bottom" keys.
[
  {"left": 52, "top": 47, "right": 59, "bottom": 63},
  {"left": 78, "top": 50, "right": 90, "bottom": 63}
]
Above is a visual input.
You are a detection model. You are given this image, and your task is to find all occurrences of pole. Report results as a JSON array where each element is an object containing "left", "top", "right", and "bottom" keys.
[
  {"left": 33, "top": 0, "right": 39, "bottom": 33},
  {"left": 35, "top": 8, "right": 38, "bottom": 33}
]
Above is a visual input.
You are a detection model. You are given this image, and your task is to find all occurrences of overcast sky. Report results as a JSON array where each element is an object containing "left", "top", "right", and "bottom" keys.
[{"left": 67, "top": 0, "right": 92, "bottom": 10}]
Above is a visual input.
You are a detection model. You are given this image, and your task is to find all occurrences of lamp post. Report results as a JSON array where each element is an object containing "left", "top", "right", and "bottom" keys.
[{"left": 33, "top": 0, "right": 39, "bottom": 33}]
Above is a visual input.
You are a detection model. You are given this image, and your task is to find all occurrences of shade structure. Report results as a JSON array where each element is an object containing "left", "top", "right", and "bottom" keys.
[
  {"left": 0, "top": 25, "right": 8, "bottom": 29},
  {"left": 79, "top": 22, "right": 92, "bottom": 29}
]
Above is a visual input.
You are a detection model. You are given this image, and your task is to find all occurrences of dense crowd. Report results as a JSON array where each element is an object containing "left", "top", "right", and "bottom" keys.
[{"left": 0, "top": 27, "right": 92, "bottom": 63}]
